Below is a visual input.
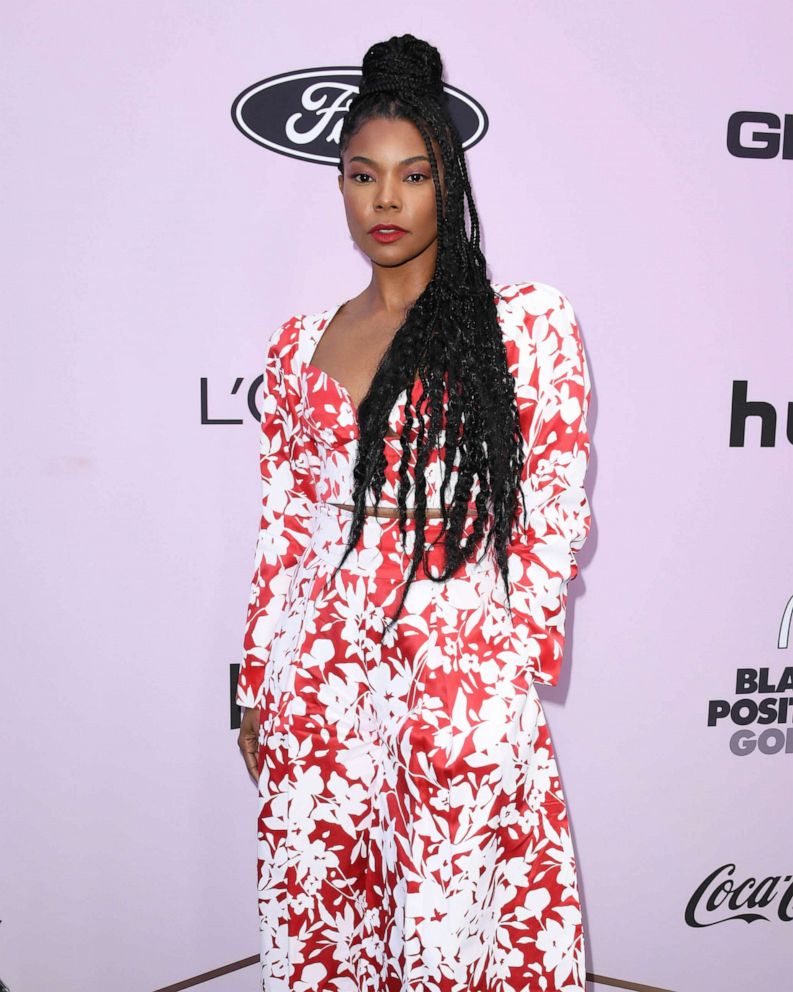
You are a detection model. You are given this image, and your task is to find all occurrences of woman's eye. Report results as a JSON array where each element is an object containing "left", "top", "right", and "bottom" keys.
[{"left": 348, "top": 172, "right": 429, "bottom": 184}]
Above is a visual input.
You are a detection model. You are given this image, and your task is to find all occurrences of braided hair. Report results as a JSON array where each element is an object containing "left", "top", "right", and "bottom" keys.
[{"left": 328, "top": 33, "right": 526, "bottom": 632}]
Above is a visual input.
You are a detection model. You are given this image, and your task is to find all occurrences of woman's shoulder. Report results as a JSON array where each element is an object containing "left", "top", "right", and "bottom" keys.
[
  {"left": 494, "top": 279, "right": 581, "bottom": 348},
  {"left": 494, "top": 279, "right": 577, "bottom": 322},
  {"left": 262, "top": 309, "right": 315, "bottom": 372}
]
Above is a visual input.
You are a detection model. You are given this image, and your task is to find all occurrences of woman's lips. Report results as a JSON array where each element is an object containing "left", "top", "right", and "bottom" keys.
[{"left": 370, "top": 228, "right": 407, "bottom": 243}]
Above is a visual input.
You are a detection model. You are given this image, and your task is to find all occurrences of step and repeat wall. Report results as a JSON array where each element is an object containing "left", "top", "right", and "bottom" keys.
[{"left": 2, "top": 2, "right": 790, "bottom": 990}]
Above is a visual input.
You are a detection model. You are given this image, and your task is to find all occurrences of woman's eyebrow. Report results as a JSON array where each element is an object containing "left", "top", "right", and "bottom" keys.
[{"left": 348, "top": 155, "right": 430, "bottom": 166}]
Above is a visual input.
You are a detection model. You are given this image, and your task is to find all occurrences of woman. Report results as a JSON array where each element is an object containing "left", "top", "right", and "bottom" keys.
[{"left": 236, "top": 33, "right": 592, "bottom": 992}]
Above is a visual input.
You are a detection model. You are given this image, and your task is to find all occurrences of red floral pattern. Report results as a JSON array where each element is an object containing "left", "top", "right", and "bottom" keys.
[{"left": 237, "top": 281, "right": 592, "bottom": 991}]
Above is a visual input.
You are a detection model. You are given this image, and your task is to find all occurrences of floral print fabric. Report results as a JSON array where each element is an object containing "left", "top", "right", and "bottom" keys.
[{"left": 236, "top": 281, "right": 592, "bottom": 991}]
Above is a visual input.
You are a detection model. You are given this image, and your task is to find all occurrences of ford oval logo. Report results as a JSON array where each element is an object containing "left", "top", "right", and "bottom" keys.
[{"left": 231, "top": 66, "right": 488, "bottom": 165}]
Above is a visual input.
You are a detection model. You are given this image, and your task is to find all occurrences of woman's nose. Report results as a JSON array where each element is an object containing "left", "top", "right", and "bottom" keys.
[{"left": 373, "top": 177, "right": 401, "bottom": 210}]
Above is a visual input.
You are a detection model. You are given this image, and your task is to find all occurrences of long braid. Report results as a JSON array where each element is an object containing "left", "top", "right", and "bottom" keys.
[{"left": 327, "top": 34, "right": 526, "bottom": 633}]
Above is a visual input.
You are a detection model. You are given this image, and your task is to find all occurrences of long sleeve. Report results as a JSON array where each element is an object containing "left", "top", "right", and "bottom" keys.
[
  {"left": 502, "top": 283, "right": 593, "bottom": 687},
  {"left": 235, "top": 318, "right": 317, "bottom": 709}
]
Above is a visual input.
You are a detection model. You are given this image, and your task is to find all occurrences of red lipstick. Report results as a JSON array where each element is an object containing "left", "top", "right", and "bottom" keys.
[{"left": 369, "top": 224, "right": 408, "bottom": 243}]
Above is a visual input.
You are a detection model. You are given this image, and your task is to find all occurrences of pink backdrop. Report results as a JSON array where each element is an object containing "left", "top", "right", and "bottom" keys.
[{"left": 2, "top": 2, "right": 791, "bottom": 990}]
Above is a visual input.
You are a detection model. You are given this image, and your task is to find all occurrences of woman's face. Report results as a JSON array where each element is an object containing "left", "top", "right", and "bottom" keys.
[{"left": 337, "top": 116, "right": 446, "bottom": 269}]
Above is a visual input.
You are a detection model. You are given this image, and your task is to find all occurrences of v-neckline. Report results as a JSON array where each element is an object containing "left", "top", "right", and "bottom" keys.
[
  {"left": 305, "top": 300, "right": 362, "bottom": 418},
  {"left": 304, "top": 286, "right": 509, "bottom": 425}
]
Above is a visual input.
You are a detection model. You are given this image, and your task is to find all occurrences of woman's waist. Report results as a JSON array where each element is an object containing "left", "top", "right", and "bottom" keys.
[
  {"left": 314, "top": 495, "right": 489, "bottom": 522},
  {"left": 315, "top": 461, "right": 483, "bottom": 518},
  {"left": 305, "top": 498, "right": 498, "bottom": 579},
  {"left": 324, "top": 499, "right": 443, "bottom": 519}
]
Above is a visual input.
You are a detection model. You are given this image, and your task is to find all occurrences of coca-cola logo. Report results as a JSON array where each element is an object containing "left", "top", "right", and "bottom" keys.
[
  {"left": 685, "top": 863, "right": 793, "bottom": 926},
  {"left": 230, "top": 66, "right": 488, "bottom": 165}
]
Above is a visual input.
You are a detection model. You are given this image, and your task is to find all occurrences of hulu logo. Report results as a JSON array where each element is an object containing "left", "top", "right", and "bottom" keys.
[{"left": 729, "top": 380, "right": 793, "bottom": 447}]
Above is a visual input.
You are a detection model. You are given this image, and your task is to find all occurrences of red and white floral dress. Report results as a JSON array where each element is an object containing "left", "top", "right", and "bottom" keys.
[{"left": 236, "top": 280, "right": 593, "bottom": 992}]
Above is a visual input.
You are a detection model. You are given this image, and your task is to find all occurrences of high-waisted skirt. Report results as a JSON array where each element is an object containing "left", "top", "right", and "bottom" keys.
[{"left": 255, "top": 500, "right": 586, "bottom": 992}]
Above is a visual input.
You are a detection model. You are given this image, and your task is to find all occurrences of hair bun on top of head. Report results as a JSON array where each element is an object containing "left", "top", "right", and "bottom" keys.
[{"left": 358, "top": 33, "right": 445, "bottom": 101}]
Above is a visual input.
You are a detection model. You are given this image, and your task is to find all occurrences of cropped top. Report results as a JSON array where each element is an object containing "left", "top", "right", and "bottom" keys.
[{"left": 236, "top": 280, "right": 593, "bottom": 706}]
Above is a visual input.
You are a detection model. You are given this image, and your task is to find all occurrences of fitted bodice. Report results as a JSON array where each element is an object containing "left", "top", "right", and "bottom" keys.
[
  {"left": 237, "top": 278, "right": 593, "bottom": 707},
  {"left": 294, "top": 291, "right": 515, "bottom": 511}
]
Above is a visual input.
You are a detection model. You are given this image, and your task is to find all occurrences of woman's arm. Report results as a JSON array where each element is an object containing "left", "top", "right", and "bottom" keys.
[
  {"left": 503, "top": 282, "right": 593, "bottom": 687},
  {"left": 236, "top": 317, "right": 317, "bottom": 710}
]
